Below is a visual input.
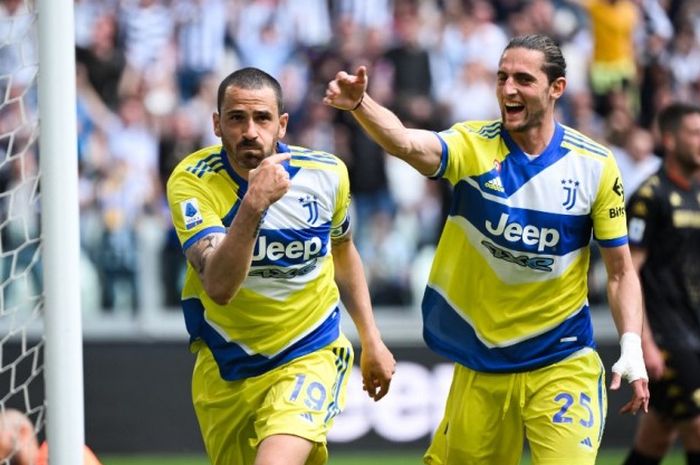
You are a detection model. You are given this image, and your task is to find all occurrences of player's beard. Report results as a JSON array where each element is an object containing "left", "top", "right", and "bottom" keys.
[
  {"left": 226, "top": 137, "right": 278, "bottom": 172},
  {"left": 676, "top": 145, "right": 700, "bottom": 175},
  {"left": 503, "top": 105, "right": 546, "bottom": 133}
]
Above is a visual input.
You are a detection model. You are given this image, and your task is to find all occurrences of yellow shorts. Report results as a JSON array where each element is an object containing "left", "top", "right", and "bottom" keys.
[
  {"left": 192, "top": 334, "right": 354, "bottom": 465},
  {"left": 424, "top": 349, "right": 607, "bottom": 465}
]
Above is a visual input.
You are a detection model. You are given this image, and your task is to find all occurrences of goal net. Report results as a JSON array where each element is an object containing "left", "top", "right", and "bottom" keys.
[
  {"left": 1, "top": 1, "right": 84, "bottom": 463},
  {"left": 0, "top": 0, "right": 45, "bottom": 447}
]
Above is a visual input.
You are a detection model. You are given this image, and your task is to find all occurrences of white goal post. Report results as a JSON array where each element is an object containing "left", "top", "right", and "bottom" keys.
[
  {"left": 0, "top": 0, "right": 99, "bottom": 459},
  {"left": 36, "top": 0, "right": 84, "bottom": 463}
]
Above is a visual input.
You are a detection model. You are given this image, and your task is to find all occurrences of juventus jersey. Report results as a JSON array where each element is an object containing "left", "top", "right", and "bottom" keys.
[
  {"left": 426, "top": 120, "right": 628, "bottom": 372},
  {"left": 167, "top": 142, "right": 351, "bottom": 380}
]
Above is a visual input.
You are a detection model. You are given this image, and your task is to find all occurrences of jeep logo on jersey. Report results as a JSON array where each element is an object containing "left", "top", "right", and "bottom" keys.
[
  {"left": 485, "top": 213, "right": 560, "bottom": 252},
  {"left": 251, "top": 235, "right": 323, "bottom": 264}
]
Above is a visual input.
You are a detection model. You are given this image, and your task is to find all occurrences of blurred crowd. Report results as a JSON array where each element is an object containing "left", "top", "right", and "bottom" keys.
[{"left": 1, "top": 0, "right": 698, "bottom": 316}]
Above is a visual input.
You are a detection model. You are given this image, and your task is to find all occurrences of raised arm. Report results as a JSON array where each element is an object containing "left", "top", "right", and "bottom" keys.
[
  {"left": 599, "top": 243, "right": 649, "bottom": 413},
  {"left": 332, "top": 234, "right": 395, "bottom": 401},
  {"left": 324, "top": 66, "right": 443, "bottom": 176},
  {"left": 185, "top": 153, "right": 290, "bottom": 305}
]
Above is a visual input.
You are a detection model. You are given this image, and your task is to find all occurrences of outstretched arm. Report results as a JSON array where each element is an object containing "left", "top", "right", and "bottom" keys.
[
  {"left": 185, "top": 153, "right": 291, "bottom": 305},
  {"left": 599, "top": 244, "right": 649, "bottom": 414},
  {"left": 324, "top": 66, "right": 444, "bottom": 176},
  {"left": 332, "top": 234, "right": 395, "bottom": 401}
]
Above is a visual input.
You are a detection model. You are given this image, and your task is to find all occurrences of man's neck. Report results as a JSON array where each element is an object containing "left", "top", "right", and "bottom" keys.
[{"left": 509, "top": 119, "right": 556, "bottom": 156}]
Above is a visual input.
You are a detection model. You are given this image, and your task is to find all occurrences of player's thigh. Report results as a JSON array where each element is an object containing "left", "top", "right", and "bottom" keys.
[
  {"left": 524, "top": 350, "right": 606, "bottom": 465},
  {"left": 424, "top": 364, "right": 524, "bottom": 465},
  {"left": 649, "top": 347, "right": 700, "bottom": 422},
  {"left": 191, "top": 345, "right": 259, "bottom": 465},
  {"left": 659, "top": 349, "right": 700, "bottom": 451},
  {"left": 255, "top": 335, "right": 354, "bottom": 463},
  {"left": 255, "top": 434, "right": 315, "bottom": 465}
]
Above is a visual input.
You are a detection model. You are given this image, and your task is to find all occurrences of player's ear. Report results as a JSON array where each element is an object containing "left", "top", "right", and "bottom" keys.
[
  {"left": 662, "top": 131, "right": 676, "bottom": 153},
  {"left": 213, "top": 112, "right": 221, "bottom": 138},
  {"left": 278, "top": 113, "right": 289, "bottom": 139},
  {"left": 550, "top": 77, "right": 566, "bottom": 100}
]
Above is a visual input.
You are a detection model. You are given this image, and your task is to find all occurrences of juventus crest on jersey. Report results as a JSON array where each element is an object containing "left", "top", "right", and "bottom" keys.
[
  {"left": 167, "top": 142, "right": 351, "bottom": 380},
  {"left": 424, "top": 120, "right": 628, "bottom": 372}
]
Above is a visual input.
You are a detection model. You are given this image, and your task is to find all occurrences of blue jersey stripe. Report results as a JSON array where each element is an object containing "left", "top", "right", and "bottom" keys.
[
  {"left": 597, "top": 370, "right": 605, "bottom": 443},
  {"left": 331, "top": 215, "right": 351, "bottom": 238},
  {"left": 422, "top": 287, "right": 595, "bottom": 372},
  {"left": 562, "top": 133, "right": 608, "bottom": 157},
  {"left": 187, "top": 153, "right": 225, "bottom": 178},
  {"left": 290, "top": 149, "right": 336, "bottom": 161},
  {"left": 451, "top": 180, "right": 592, "bottom": 255},
  {"left": 595, "top": 235, "right": 628, "bottom": 247},
  {"left": 222, "top": 198, "right": 241, "bottom": 228},
  {"left": 182, "top": 298, "right": 341, "bottom": 380},
  {"left": 292, "top": 154, "right": 338, "bottom": 165},
  {"left": 182, "top": 226, "right": 226, "bottom": 251},
  {"left": 477, "top": 122, "right": 501, "bottom": 138},
  {"left": 563, "top": 130, "right": 609, "bottom": 154},
  {"left": 431, "top": 132, "right": 449, "bottom": 179},
  {"left": 324, "top": 347, "right": 351, "bottom": 423}
]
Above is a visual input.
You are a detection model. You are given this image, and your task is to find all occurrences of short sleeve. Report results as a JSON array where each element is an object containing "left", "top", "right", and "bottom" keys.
[
  {"left": 591, "top": 156, "right": 628, "bottom": 247},
  {"left": 166, "top": 169, "right": 226, "bottom": 251},
  {"left": 330, "top": 158, "right": 351, "bottom": 239}
]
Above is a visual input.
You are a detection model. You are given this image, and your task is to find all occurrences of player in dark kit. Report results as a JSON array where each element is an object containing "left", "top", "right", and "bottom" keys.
[{"left": 623, "top": 102, "right": 700, "bottom": 465}]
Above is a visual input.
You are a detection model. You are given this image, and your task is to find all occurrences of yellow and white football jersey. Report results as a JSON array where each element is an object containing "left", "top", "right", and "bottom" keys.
[
  {"left": 167, "top": 142, "right": 351, "bottom": 381},
  {"left": 425, "top": 120, "right": 627, "bottom": 372}
]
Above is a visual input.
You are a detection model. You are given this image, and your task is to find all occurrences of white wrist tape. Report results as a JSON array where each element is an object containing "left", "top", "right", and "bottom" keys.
[{"left": 611, "top": 332, "right": 648, "bottom": 383}]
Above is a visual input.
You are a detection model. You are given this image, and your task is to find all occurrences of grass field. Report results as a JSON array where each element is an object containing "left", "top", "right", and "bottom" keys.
[{"left": 101, "top": 449, "right": 686, "bottom": 465}]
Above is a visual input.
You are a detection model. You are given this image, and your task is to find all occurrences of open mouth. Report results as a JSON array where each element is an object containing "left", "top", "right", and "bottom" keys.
[{"left": 504, "top": 103, "right": 525, "bottom": 116}]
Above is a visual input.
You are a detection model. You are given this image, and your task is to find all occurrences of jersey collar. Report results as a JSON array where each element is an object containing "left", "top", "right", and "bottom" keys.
[{"left": 501, "top": 122, "right": 565, "bottom": 166}]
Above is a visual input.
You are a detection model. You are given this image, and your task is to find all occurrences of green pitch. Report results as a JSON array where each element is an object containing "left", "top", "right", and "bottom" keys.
[{"left": 101, "top": 449, "right": 685, "bottom": 465}]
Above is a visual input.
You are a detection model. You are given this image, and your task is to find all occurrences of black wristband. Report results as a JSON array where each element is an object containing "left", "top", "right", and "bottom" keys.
[{"left": 350, "top": 94, "right": 364, "bottom": 111}]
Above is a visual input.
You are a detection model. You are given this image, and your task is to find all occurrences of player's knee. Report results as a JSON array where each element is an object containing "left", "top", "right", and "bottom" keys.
[
  {"left": 633, "top": 412, "right": 676, "bottom": 456},
  {"left": 635, "top": 427, "right": 675, "bottom": 456}
]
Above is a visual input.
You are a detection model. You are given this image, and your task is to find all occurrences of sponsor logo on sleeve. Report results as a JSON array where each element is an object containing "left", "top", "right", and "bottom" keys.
[
  {"left": 608, "top": 206, "right": 625, "bottom": 218},
  {"left": 180, "top": 198, "right": 203, "bottom": 230},
  {"left": 612, "top": 177, "right": 624, "bottom": 198}
]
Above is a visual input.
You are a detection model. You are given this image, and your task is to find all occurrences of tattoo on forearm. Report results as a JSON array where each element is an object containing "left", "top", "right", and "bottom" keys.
[{"left": 186, "top": 233, "right": 224, "bottom": 278}]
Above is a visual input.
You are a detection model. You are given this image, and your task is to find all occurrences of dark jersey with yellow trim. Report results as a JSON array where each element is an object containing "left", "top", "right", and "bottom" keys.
[{"left": 627, "top": 168, "right": 700, "bottom": 350}]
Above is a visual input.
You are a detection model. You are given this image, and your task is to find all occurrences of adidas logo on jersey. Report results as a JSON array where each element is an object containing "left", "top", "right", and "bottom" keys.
[
  {"left": 484, "top": 176, "right": 505, "bottom": 193},
  {"left": 485, "top": 213, "right": 560, "bottom": 252},
  {"left": 252, "top": 235, "right": 323, "bottom": 262}
]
